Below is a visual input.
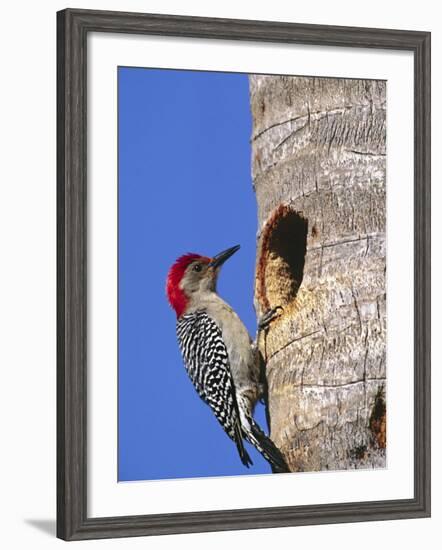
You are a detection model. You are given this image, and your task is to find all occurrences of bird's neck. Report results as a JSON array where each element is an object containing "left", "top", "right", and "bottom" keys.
[{"left": 184, "top": 290, "right": 227, "bottom": 315}]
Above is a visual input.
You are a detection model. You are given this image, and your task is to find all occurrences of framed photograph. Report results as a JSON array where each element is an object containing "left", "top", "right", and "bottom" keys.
[{"left": 57, "top": 8, "right": 431, "bottom": 541}]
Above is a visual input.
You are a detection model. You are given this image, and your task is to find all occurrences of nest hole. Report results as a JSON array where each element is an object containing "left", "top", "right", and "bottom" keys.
[
  {"left": 257, "top": 205, "right": 308, "bottom": 311},
  {"left": 369, "top": 386, "right": 386, "bottom": 449}
]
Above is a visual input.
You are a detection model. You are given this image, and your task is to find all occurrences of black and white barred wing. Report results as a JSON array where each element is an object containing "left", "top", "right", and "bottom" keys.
[{"left": 176, "top": 311, "right": 252, "bottom": 467}]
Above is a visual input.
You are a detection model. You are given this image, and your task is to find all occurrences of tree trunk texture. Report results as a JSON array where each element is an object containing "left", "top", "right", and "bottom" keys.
[{"left": 249, "top": 76, "right": 386, "bottom": 472}]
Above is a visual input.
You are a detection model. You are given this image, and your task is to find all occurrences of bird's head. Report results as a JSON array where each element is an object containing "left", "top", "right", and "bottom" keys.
[{"left": 166, "top": 245, "right": 240, "bottom": 317}]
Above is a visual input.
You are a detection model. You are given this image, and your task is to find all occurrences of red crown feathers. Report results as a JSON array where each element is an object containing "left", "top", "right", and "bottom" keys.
[{"left": 166, "top": 253, "right": 209, "bottom": 317}]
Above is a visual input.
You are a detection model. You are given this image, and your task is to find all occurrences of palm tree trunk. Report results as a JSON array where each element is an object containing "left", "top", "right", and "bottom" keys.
[{"left": 250, "top": 75, "right": 386, "bottom": 472}]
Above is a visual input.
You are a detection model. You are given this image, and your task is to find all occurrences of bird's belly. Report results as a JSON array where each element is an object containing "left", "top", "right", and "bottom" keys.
[{"left": 213, "top": 310, "right": 259, "bottom": 398}]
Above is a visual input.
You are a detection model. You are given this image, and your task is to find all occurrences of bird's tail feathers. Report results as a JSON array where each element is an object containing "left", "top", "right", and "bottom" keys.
[
  {"left": 246, "top": 418, "right": 290, "bottom": 473},
  {"left": 234, "top": 422, "right": 253, "bottom": 468}
]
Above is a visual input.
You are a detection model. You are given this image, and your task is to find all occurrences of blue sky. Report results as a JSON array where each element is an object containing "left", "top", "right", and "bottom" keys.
[{"left": 118, "top": 67, "right": 271, "bottom": 481}]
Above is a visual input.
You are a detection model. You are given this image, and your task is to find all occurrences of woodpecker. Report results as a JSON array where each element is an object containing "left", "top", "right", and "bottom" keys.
[{"left": 166, "top": 245, "right": 289, "bottom": 473}]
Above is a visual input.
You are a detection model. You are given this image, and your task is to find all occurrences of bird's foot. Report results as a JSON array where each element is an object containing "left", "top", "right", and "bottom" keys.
[{"left": 258, "top": 306, "right": 283, "bottom": 330}]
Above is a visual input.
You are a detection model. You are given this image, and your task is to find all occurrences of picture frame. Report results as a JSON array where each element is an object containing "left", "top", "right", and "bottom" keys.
[{"left": 57, "top": 7, "right": 431, "bottom": 541}]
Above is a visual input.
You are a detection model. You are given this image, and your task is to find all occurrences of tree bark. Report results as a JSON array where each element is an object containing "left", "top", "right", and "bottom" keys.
[{"left": 249, "top": 75, "right": 386, "bottom": 472}]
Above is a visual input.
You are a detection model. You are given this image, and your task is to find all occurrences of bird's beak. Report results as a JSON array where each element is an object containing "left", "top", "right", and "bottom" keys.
[{"left": 209, "top": 245, "right": 240, "bottom": 268}]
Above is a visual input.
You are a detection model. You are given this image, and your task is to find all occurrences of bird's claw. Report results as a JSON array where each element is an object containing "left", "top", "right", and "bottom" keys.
[{"left": 258, "top": 306, "right": 283, "bottom": 330}]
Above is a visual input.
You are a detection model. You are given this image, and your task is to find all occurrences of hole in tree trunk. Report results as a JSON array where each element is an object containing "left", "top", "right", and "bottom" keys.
[
  {"left": 369, "top": 386, "right": 386, "bottom": 449},
  {"left": 257, "top": 205, "right": 308, "bottom": 312}
]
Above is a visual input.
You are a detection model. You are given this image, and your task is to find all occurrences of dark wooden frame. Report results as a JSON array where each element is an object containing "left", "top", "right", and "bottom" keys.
[{"left": 57, "top": 8, "right": 431, "bottom": 541}]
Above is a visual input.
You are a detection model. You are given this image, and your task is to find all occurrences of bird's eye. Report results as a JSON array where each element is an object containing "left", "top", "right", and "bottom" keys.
[{"left": 193, "top": 263, "right": 202, "bottom": 272}]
